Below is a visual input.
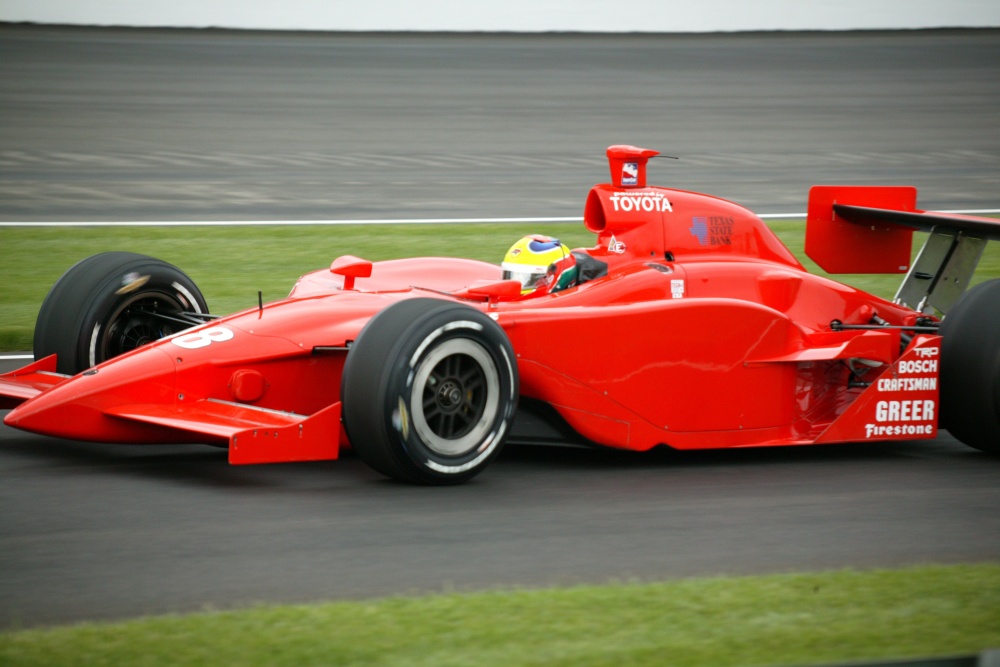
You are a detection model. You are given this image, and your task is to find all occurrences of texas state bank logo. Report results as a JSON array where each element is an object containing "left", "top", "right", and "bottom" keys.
[{"left": 689, "top": 216, "right": 735, "bottom": 246}]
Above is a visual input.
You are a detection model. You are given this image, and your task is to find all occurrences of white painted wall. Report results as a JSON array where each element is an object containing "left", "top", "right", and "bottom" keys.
[{"left": 2, "top": 0, "right": 999, "bottom": 32}]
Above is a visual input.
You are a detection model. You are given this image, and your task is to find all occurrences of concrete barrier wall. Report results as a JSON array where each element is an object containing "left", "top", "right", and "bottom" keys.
[{"left": 2, "top": 0, "right": 999, "bottom": 32}]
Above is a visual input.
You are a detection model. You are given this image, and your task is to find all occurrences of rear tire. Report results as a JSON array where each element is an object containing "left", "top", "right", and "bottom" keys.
[
  {"left": 34, "top": 252, "right": 209, "bottom": 375},
  {"left": 940, "top": 278, "right": 1000, "bottom": 453},
  {"left": 341, "top": 298, "right": 518, "bottom": 484}
]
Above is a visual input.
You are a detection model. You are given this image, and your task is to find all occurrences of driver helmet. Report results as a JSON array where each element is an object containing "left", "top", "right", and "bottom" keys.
[{"left": 502, "top": 235, "right": 570, "bottom": 293}]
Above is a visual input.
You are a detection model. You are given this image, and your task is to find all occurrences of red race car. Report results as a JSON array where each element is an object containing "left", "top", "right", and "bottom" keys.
[{"left": 3, "top": 145, "right": 999, "bottom": 484}]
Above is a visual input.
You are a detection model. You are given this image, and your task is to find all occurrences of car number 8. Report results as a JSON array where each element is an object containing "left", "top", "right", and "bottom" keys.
[{"left": 171, "top": 326, "right": 235, "bottom": 350}]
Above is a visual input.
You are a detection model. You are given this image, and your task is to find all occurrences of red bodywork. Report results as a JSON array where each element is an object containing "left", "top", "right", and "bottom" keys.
[{"left": 2, "top": 145, "right": 983, "bottom": 463}]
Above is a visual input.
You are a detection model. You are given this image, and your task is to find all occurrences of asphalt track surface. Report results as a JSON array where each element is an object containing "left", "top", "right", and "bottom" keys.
[
  {"left": 1, "top": 27, "right": 1000, "bottom": 628},
  {"left": 1, "top": 25, "right": 999, "bottom": 220}
]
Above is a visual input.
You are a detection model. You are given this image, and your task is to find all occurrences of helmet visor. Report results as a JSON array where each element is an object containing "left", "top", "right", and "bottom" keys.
[{"left": 502, "top": 263, "right": 548, "bottom": 290}]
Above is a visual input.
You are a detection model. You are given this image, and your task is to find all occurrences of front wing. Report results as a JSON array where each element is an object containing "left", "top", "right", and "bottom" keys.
[
  {"left": 105, "top": 400, "right": 343, "bottom": 464},
  {"left": 1, "top": 355, "right": 343, "bottom": 464}
]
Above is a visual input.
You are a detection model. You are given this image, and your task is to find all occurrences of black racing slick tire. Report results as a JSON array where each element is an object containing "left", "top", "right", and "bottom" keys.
[
  {"left": 940, "top": 278, "right": 1000, "bottom": 453},
  {"left": 341, "top": 298, "right": 519, "bottom": 485},
  {"left": 34, "top": 252, "right": 209, "bottom": 375}
]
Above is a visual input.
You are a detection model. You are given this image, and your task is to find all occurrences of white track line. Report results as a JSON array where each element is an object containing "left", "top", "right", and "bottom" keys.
[{"left": 1, "top": 210, "right": 997, "bottom": 227}]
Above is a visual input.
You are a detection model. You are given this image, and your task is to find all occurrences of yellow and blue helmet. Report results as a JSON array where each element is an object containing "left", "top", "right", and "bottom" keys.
[{"left": 501, "top": 235, "right": 570, "bottom": 293}]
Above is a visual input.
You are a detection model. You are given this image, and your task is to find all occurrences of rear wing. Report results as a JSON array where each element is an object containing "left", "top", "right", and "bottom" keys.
[{"left": 805, "top": 185, "right": 1000, "bottom": 316}]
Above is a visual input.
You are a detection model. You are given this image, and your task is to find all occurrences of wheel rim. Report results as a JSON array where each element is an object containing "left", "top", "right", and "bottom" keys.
[
  {"left": 90, "top": 292, "right": 187, "bottom": 366},
  {"left": 410, "top": 338, "right": 500, "bottom": 457}
]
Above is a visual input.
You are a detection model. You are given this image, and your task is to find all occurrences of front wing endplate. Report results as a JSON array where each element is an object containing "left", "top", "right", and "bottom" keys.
[{"left": 105, "top": 400, "right": 342, "bottom": 464}]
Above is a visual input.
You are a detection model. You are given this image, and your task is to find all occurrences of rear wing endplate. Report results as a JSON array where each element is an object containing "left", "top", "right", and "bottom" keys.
[{"left": 806, "top": 186, "right": 1000, "bottom": 316}]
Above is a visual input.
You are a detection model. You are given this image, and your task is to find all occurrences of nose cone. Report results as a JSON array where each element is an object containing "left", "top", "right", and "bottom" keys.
[{"left": 4, "top": 348, "right": 176, "bottom": 442}]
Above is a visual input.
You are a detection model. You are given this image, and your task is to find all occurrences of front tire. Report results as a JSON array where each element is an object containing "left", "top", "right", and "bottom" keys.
[
  {"left": 34, "top": 252, "right": 209, "bottom": 375},
  {"left": 940, "top": 278, "right": 1000, "bottom": 453},
  {"left": 341, "top": 299, "right": 518, "bottom": 484}
]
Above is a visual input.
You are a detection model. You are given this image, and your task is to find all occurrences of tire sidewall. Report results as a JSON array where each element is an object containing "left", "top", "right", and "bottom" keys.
[
  {"left": 342, "top": 298, "right": 519, "bottom": 484},
  {"left": 34, "top": 253, "right": 208, "bottom": 374},
  {"left": 384, "top": 312, "right": 518, "bottom": 481},
  {"left": 940, "top": 278, "right": 1000, "bottom": 451}
]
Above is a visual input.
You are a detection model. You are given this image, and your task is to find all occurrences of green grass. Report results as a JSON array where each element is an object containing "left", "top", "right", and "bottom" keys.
[
  {"left": 3, "top": 219, "right": 999, "bottom": 352},
  {"left": 1, "top": 564, "right": 998, "bottom": 667}
]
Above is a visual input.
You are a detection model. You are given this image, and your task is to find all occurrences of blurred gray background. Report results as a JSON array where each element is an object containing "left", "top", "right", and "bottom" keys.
[{"left": 2, "top": 27, "right": 998, "bottom": 222}]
